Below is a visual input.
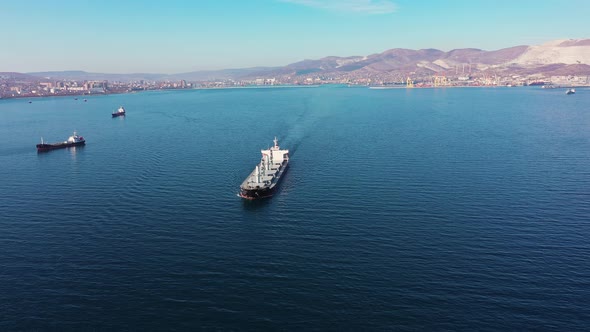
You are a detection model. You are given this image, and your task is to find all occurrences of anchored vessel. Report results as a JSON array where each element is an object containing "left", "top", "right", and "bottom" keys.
[
  {"left": 239, "top": 137, "right": 289, "bottom": 200},
  {"left": 566, "top": 88, "right": 576, "bottom": 95},
  {"left": 112, "top": 106, "right": 126, "bottom": 117},
  {"left": 36, "top": 132, "right": 85, "bottom": 152}
]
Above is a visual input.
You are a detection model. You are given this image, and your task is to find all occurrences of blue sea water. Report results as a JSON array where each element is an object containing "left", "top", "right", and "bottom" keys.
[{"left": 1, "top": 86, "right": 589, "bottom": 330}]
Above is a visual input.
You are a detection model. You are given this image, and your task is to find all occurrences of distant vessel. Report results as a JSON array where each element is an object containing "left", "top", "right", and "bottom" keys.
[
  {"left": 36, "top": 132, "right": 85, "bottom": 152},
  {"left": 528, "top": 81, "right": 547, "bottom": 86},
  {"left": 239, "top": 137, "right": 289, "bottom": 200},
  {"left": 566, "top": 88, "right": 576, "bottom": 95},
  {"left": 112, "top": 106, "right": 126, "bottom": 117}
]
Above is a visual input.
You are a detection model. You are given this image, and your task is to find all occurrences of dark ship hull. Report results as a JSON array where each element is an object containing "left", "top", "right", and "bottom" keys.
[
  {"left": 112, "top": 112, "right": 125, "bottom": 117},
  {"left": 239, "top": 187, "right": 274, "bottom": 200},
  {"left": 36, "top": 141, "right": 85, "bottom": 152}
]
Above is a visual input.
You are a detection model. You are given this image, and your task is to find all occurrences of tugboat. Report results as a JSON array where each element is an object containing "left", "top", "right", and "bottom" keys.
[
  {"left": 566, "top": 88, "right": 576, "bottom": 95},
  {"left": 112, "top": 106, "right": 126, "bottom": 117},
  {"left": 36, "top": 132, "right": 85, "bottom": 152},
  {"left": 239, "top": 137, "right": 289, "bottom": 200}
]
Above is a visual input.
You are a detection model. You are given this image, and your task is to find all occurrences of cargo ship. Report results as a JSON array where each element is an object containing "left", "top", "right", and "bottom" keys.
[
  {"left": 112, "top": 106, "right": 126, "bottom": 117},
  {"left": 239, "top": 137, "right": 289, "bottom": 200},
  {"left": 36, "top": 132, "right": 85, "bottom": 152}
]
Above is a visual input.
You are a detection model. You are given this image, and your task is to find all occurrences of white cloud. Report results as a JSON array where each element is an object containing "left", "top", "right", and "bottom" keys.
[{"left": 281, "top": 0, "right": 396, "bottom": 15}]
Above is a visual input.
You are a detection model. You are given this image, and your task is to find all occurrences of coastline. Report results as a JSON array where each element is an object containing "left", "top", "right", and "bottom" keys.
[
  {"left": 2, "top": 84, "right": 587, "bottom": 102},
  {"left": 0, "top": 85, "right": 322, "bottom": 101},
  {"left": 0, "top": 90, "right": 132, "bottom": 101}
]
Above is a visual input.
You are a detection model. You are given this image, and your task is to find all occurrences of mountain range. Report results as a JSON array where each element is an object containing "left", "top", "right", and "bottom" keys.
[
  {"left": 5, "top": 38, "right": 590, "bottom": 82},
  {"left": 261, "top": 38, "right": 590, "bottom": 80}
]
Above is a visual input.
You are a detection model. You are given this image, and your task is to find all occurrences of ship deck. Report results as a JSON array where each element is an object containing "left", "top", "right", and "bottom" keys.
[{"left": 240, "top": 161, "right": 287, "bottom": 190}]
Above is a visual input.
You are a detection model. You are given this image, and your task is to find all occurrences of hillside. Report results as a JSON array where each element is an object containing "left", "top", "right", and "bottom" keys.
[{"left": 16, "top": 38, "right": 590, "bottom": 82}]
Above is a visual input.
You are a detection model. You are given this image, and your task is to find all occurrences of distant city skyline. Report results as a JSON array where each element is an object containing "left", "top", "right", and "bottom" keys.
[{"left": 2, "top": 0, "right": 589, "bottom": 74}]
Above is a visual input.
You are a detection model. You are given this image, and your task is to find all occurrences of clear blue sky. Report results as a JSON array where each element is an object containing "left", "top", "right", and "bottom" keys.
[{"left": 2, "top": 0, "right": 589, "bottom": 73}]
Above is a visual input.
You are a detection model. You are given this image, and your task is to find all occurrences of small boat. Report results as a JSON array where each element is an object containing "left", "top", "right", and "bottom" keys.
[
  {"left": 84, "top": 99, "right": 87, "bottom": 102},
  {"left": 36, "top": 132, "right": 85, "bottom": 152},
  {"left": 112, "top": 106, "right": 126, "bottom": 117},
  {"left": 566, "top": 88, "right": 576, "bottom": 95},
  {"left": 74, "top": 98, "right": 78, "bottom": 100}
]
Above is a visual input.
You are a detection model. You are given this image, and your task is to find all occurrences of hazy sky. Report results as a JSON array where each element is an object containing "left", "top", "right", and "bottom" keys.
[{"left": 2, "top": 0, "right": 589, "bottom": 73}]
